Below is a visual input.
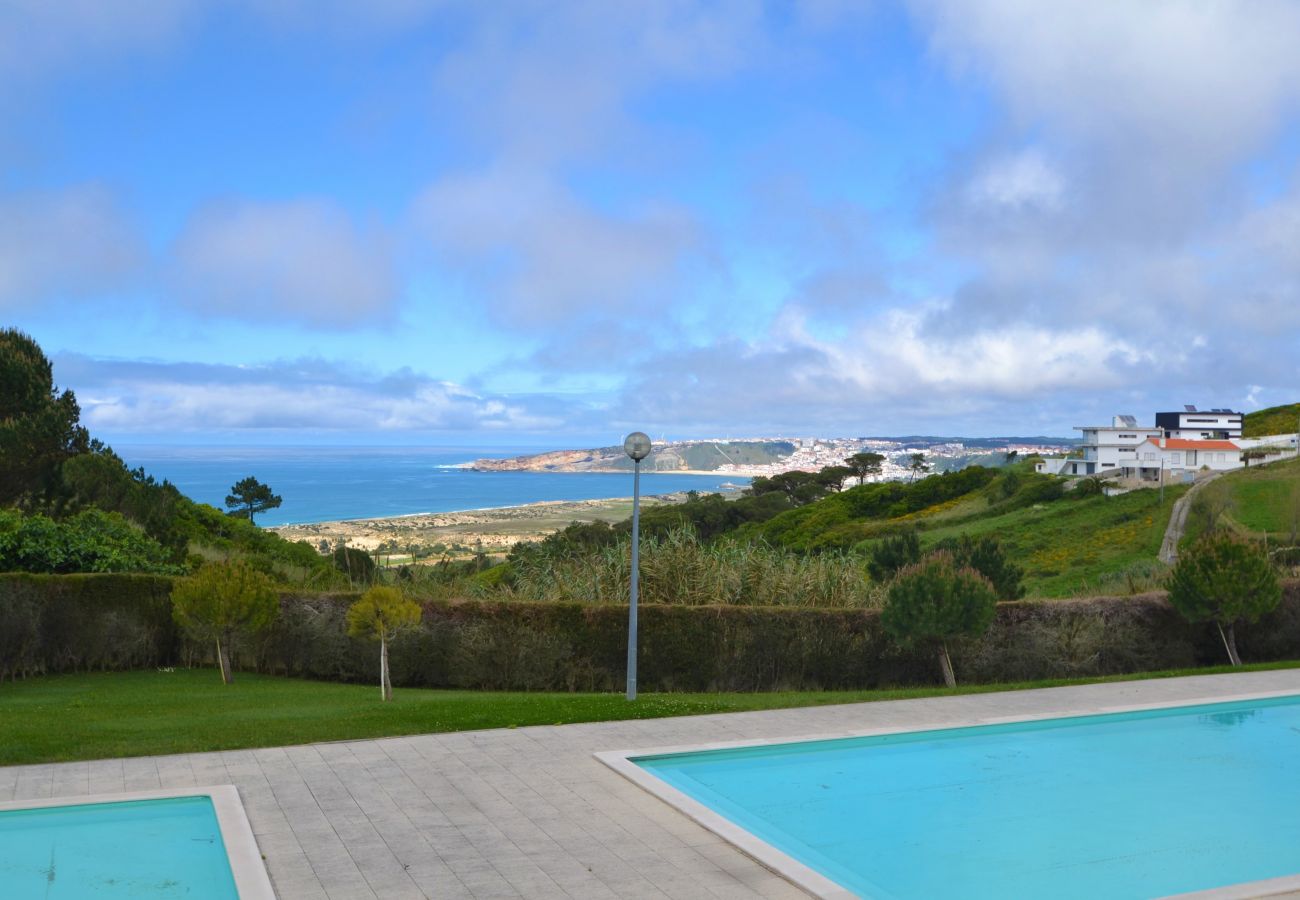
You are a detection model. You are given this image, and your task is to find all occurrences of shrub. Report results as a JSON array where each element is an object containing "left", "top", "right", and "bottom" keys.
[
  {"left": 882, "top": 551, "right": 998, "bottom": 687},
  {"left": 0, "top": 508, "right": 182, "bottom": 575},
  {"left": 933, "top": 534, "right": 1024, "bottom": 600},
  {"left": 1167, "top": 532, "right": 1280, "bottom": 666},
  {"left": 865, "top": 530, "right": 921, "bottom": 582},
  {"left": 332, "top": 546, "right": 377, "bottom": 586}
]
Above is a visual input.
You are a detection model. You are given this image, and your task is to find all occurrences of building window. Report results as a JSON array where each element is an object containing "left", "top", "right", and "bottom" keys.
[
  {"left": 1144, "top": 452, "right": 1156, "bottom": 461},
  {"left": 1171, "top": 452, "right": 1182, "bottom": 465},
  {"left": 1217, "top": 453, "right": 1225, "bottom": 463}
]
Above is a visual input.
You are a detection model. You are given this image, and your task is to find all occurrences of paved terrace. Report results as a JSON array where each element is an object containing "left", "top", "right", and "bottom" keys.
[{"left": 3, "top": 670, "right": 1299, "bottom": 899}]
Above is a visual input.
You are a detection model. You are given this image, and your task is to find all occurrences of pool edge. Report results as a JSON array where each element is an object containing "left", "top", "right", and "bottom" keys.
[
  {"left": 0, "top": 784, "right": 276, "bottom": 900},
  {"left": 596, "top": 686, "right": 1300, "bottom": 900}
]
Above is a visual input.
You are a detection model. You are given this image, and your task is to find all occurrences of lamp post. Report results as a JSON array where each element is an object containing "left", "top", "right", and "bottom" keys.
[{"left": 623, "top": 431, "right": 652, "bottom": 701}]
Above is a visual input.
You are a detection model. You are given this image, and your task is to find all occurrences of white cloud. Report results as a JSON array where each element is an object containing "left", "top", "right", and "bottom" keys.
[
  {"left": 414, "top": 167, "right": 700, "bottom": 327},
  {"left": 914, "top": 0, "right": 1300, "bottom": 164},
  {"left": 965, "top": 150, "right": 1065, "bottom": 213},
  {"left": 171, "top": 199, "right": 397, "bottom": 328},
  {"left": 58, "top": 354, "right": 566, "bottom": 433},
  {"left": 0, "top": 187, "right": 143, "bottom": 309}
]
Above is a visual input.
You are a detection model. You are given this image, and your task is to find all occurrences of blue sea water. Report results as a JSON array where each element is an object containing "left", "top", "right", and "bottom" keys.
[
  {"left": 115, "top": 445, "right": 749, "bottom": 526},
  {"left": 0, "top": 795, "right": 238, "bottom": 899},
  {"left": 637, "top": 694, "right": 1300, "bottom": 899}
]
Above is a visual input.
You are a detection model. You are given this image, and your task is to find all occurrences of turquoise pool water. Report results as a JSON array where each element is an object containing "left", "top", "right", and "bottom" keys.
[
  {"left": 636, "top": 695, "right": 1300, "bottom": 899},
  {"left": 0, "top": 795, "right": 238, "bottom": 899}
]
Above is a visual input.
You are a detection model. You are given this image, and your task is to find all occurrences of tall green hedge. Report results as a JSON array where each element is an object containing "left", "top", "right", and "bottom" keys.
[
  {"left": 0, "top": 573, "right": 177, "bottom": 680},
  {"left": 5, "top": 573, "right": 1300, "bottom": 690}
]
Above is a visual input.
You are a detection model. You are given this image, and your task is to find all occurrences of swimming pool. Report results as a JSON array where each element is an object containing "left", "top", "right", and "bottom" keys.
[
  {"left": 602, "top": 692, "right": 1300, "bottom": 899},
  {"left": 0, "top": 786, "right": 275, "bottom": 899}
]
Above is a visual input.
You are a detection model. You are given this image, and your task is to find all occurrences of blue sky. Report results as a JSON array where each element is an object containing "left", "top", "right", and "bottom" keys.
[{"left": 4, "top": 1, "right": 1300, "bottom": 446}]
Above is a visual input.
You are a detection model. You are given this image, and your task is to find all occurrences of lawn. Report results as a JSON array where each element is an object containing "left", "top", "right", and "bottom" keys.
[
  {"left": 920, "top": 484, "right": 1188, "bottom": 598},
  {"left": 2, "top": 663, "right": 1298, "bottom": 766}
]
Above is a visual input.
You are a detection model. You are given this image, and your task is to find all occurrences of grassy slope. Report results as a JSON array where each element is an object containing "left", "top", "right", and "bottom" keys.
[
  {"left": 3, "top": 665, "right": 1297, "bottom": 766},
  {"left": 1244, "top": 402, "right": 1300, "bottom": 438},
  {"left": 1181, "top": 456, "right": 1300, "bottom": 545},
  {"left": 920, "top": 484, "right": 1188, "bottom": 598},
  {"left": 743, "top": 466, "right": 1186, "bottom": 599}
]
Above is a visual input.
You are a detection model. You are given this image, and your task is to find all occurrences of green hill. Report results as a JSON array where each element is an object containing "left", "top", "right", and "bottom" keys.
[
  {"left": 734, "top": 466, "right": 1187, "bottom": 598},
  {"left": 1244, "top": 402, "right": 1300, "bottom": 438}
]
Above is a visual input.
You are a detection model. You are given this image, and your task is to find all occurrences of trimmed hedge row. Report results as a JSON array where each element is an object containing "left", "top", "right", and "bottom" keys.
[
  {"left": 0, "top": 573, "right": 178, "bottom": 680},
  {"left": 5, "top": 573, "right": 1300, "bottom": 689}
]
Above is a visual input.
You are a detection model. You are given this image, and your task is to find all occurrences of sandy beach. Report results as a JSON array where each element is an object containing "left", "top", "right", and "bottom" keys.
[{"left": 267, "top": 493, "right": 688, "bottom": 560}]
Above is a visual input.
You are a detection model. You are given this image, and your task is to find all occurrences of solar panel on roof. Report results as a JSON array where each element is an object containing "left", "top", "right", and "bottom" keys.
[{"left": 1184, "top": 405, "right": 1197, "bottom": 412}]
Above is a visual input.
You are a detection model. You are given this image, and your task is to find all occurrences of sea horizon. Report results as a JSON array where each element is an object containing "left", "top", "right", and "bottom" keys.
[{"left": 115, "top": 444, "right": 749, "bottom": 527}]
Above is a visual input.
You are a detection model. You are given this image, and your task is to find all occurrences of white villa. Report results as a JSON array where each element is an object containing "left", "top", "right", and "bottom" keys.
[{"left": 1120, "top": 438, "right": 1241, "bottom": 482}]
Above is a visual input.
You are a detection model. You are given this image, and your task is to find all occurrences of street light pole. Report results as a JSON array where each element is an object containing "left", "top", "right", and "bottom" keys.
[{"left": 623, "top": 432, "right": 652, "bottom": 701}]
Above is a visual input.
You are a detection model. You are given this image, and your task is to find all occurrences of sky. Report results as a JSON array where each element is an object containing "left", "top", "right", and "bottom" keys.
[{"left": 4, "top": 0, "right": 1300, "bottom": 447}]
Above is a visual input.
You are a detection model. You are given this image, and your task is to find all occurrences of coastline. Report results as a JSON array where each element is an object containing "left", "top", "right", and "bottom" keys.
[{"left": 267, "top": 492, "right": 692, "bottom": 558}]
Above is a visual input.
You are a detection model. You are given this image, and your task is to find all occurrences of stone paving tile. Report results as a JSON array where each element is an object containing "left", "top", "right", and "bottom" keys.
[{"left": 4, "top": 670, "right": 1298, "bottom": 898}]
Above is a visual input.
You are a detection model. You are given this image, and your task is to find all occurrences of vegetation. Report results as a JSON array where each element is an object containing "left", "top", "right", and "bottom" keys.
[
  {"left": 0, "top": 508, "right": 182, "bottom": 575},
  {"left": 224, "top": 475, "right": 282, "bottom": 525},
  {"left": 1243, "top": 401, "right": 1300, "bottom": 438},
  {"left": 498, "top": 526, "right": 873, "bottom": 607},
  {"left": 0, "top": 332, "right": 338, "bottom": 584},
  {"left": 865, "top": 529, "right": 920, "bottom": 582},
  {"left": 346, "top": 586, "right": 422, "bottom": 700},
  {"left": 171, "top": 561, "right": 279, "bottom": 684},
  {"left": 882, "top": 552, "right": 998, "bottom": 686},
  {"left": 918, "top": 478, "right": 1187, "bottom": 598},
  {"left": 0, "top": 328, "right": 89, "bottom": 508},
  {"left": 1167, "top": 532, "right": 1281, "bottom": 666},
  {"left": 846, "top": 451, "right": 885, "bottom": 485}
]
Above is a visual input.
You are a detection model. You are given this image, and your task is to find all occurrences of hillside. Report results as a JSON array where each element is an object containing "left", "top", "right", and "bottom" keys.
[
  {"left": 1243, "top": 402, "right": 1300, "bottom": 438},
  {"left": 729, "top": 466, "right": 1187, "bottom": 598},
  {"left": 1179, "top": 455, "right": 1300, "bottom": 546}
]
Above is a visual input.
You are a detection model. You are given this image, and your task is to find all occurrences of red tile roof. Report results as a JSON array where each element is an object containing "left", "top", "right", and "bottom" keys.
[{"left": 1141, "top": 438, "right": 1239, "bottom": 451}]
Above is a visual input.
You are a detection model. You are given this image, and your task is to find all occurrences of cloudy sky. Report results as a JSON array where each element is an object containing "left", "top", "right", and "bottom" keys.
[{"left": 5, "top": 1, "right": 1300, "bottom": 446}]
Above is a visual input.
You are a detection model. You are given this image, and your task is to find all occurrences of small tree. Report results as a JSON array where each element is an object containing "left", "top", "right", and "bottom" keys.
[
  {"left": 224, "top": 476, "right": 282, "bottom": 525},
  {"left": 908, "top": 452, "right": 930, "bottom": 482},
  {"left": 171, "top": 560, "right": 279, "bottom": 684},
  {"left": 346, "top": 586, "right": 422, "bottom": 701},
  {"left": 1167, "top": 532, "right": 1280, "bottom": 666},
  {"left": 882, "top": 551, "right": 997, "bottom": 687},
  {"left": 846, "top": 452, "right": 885, "bottom": 485}
]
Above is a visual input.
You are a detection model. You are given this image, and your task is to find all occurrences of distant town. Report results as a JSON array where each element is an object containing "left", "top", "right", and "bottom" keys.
[{"left": 475, "top": 404, "right": 1300, "bottom": 485}]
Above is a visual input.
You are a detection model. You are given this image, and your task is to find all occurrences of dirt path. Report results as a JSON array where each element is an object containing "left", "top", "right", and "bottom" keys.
[{"left": 1159, "top": 473, "right": 1221, "bottom": 565}]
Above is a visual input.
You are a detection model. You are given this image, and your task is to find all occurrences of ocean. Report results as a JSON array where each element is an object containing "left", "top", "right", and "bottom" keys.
[{"left": 115, "top": 445, "right": 750, "bottom": 527}]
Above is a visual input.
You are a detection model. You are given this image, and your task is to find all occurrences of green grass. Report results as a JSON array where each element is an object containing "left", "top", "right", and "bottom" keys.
[
  {"left": 920, "top": 485, "right": 1188, "bottom": 598},
  {"left": 3, "top": 663, "right": 1298, "bottom": 766}
]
